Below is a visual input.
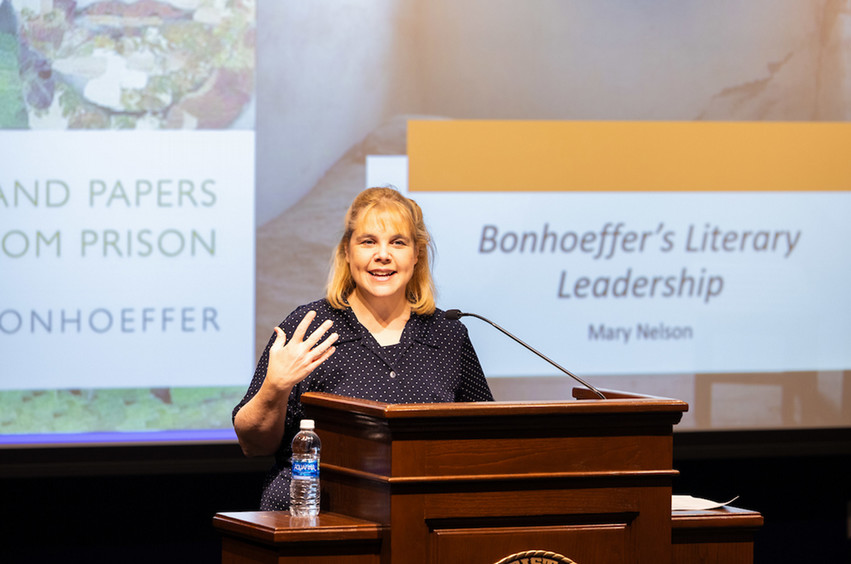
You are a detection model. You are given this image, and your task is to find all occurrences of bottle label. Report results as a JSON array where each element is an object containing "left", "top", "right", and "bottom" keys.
[{"left": 292, "top": 459, "right": 319, "bottom": 478}]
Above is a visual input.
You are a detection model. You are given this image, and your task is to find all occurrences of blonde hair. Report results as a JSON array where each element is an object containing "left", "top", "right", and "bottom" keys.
[{"left": 326, "top": 187, "right": 436, "bottom": 315}]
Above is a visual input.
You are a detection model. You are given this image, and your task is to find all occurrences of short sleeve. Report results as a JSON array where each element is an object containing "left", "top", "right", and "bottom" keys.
[{"left": 455, "top": 324, "right": 494, "bottom": 402}]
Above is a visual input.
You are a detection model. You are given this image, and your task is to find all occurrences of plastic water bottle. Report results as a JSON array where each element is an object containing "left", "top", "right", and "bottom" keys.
[{"left": 289, "top": 419, "right": 321, "bottom": 517}]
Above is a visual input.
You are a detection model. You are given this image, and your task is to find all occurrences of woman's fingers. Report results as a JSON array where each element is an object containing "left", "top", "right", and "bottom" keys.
[
  {"left": 289, "top": 311, "right": 336, "bottom": 351},
  {"left": 290, "top": 310, "right": 317, "bottom": 343},
  {"left": 310, "top": 329, "right": 339, "bottom": 358},
  {"left": 312, "top": 344, "right": 337, "bottom": 367},
  {"left": 271, "top": 326, "right": 287, "bottom": 348},
  {"left": 269, "top": 311, "right": 337, "bottom": 380},
  {"left": 305, "top": 319, "right": 335, "bottom": 348}
]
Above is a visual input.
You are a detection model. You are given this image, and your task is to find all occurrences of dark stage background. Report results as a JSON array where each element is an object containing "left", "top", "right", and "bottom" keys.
[{"left": 2, "top": 434, "right": 849, "bottom": 563}]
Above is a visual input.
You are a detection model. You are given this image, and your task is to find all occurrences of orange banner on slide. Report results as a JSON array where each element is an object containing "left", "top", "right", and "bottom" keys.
[{"left": 407, "top": 120, "right": 851, "bottom": 192}]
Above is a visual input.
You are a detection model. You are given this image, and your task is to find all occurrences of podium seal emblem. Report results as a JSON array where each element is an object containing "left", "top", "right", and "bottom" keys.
[{"left": 494, "top": 550, "right": 578, "bottom": 564}]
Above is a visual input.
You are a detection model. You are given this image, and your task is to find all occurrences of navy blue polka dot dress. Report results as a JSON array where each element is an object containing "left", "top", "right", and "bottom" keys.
[{"left": 233, "top": 299, "right": 494, "bottom": 510}]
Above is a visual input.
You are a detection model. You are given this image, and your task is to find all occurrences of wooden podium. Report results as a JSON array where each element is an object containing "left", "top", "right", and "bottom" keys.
[{"left": 214, "top": 389, "right": 762, "bottom": 563}]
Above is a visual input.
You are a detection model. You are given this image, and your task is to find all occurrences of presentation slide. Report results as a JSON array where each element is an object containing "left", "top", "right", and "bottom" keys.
[
  {"left": 0, "top": 0, "right": 255, "bottom": 444},
  {"left": 367, "top": 141, "right": 851, "bottom": 378}
]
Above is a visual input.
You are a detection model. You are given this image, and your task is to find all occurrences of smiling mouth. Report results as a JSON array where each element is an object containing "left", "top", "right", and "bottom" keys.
[{"left": 369, "top": 270, "right": 396, "bottom": 280}]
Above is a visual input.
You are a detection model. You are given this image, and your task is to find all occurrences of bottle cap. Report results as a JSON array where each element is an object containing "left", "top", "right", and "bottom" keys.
[{"left": 300, "top": 419, "right": 315, "bottom": 430}]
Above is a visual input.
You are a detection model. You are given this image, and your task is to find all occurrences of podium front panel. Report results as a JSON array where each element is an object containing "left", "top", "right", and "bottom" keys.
[{"left": 302, "top": 392, "right": 687, "bottom": 563}]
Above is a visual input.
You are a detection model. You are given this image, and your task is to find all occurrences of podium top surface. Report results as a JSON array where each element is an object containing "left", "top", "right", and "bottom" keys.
[
  {"left": 301, "top": 388, "right": 688, "bottom": 420},
  {"left": 213, "top": 511, "right": 384, "bottom": 544}
]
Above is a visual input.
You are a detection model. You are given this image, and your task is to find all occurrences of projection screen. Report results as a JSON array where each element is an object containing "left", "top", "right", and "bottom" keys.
[{"left": 1, "top": 1, "right": 849, "bottom": 447}]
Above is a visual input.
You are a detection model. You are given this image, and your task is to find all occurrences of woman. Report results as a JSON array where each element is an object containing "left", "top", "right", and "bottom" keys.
[{"left": 233, "top": 187, "right": 493, "bottom": 510}]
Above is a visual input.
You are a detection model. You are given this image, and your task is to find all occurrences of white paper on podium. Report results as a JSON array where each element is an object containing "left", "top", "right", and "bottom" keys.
[{"left": 672, "top": 495, "right": 740, "bottom": 511}]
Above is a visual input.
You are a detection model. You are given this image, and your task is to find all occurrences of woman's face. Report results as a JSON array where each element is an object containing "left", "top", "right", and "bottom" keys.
[{"left": 345, "top": 209, "right": 418, "bottom": 306}]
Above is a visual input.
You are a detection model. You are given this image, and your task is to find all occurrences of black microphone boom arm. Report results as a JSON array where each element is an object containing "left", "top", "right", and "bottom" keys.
[{"left": 445, "top": 309, "right": 606, "bottom": 400}]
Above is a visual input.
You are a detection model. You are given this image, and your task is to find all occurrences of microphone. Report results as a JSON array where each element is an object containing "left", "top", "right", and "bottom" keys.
[{"left": 444, "top": 309, "right": 606, "bottom": 400}]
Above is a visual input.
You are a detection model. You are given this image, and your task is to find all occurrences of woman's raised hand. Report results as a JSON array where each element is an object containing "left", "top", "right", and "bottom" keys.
[{"left": 265, "top": 310, "right": 338, "bottom": 391}]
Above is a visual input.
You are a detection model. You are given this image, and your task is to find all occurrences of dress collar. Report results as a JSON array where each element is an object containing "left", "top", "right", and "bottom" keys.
[{"left": 332, "top": 306, "right": 442, "bottom": 349}]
